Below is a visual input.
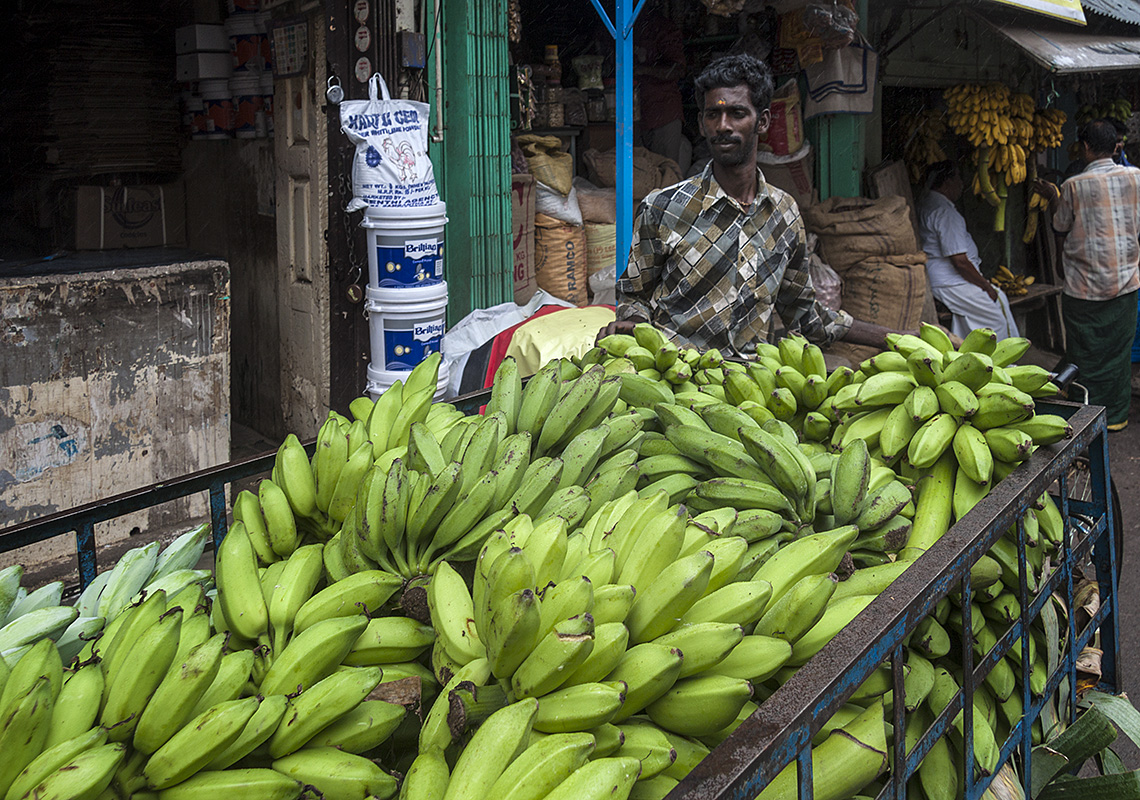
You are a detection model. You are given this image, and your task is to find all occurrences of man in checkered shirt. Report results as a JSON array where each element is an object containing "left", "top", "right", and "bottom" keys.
[{"left": 599, "top": 54, "right": 905, "bottom": 357}]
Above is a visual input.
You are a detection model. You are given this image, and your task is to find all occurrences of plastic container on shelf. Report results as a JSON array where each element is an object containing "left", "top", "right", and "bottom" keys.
[
  {"left": 199, "top": 79, "right": 234, "bottom": 138},
  {"left": 226, "top": 14, "right": 265, "bottom": 72},
  {"left": 230, "top": 74, "right": 264, "bottom": 138},
  {"left": 361, "top": 202, "right": 447, "bottom": 288}
]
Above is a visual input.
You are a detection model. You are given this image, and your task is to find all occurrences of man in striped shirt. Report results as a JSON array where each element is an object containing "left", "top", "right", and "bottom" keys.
[
  {"left": 598, "top": 54, "right": 903, "bottom": 357},
  {"left": 1040, "top": 119, "right": 1140, "bottom": 431}
]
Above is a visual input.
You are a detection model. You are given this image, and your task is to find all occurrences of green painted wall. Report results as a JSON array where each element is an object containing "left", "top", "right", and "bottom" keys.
[{"left": 429, "top": 0, "right": 514, "bottom": 322}]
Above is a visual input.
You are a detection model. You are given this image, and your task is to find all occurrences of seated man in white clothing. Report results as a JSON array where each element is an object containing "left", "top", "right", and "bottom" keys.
[{"left": 917, "top": 161, "right": 1019, "bottom": 340}]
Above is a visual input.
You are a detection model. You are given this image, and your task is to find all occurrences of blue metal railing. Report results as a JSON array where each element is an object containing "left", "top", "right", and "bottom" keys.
[{"left": 672, "top": 399, "right": 1118, "bottom": 800}]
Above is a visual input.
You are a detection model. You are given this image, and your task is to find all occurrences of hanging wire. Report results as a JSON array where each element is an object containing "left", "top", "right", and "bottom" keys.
[{"left": 1046, "top": 77, "right": 1060, "bottom": 108}]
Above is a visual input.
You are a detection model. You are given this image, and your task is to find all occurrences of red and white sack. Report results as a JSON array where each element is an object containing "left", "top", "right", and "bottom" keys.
[{"left": 340, "top": 73, "right": 440, "bottom": 211}]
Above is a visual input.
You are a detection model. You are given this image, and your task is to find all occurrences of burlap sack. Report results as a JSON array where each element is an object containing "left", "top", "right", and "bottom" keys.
[
  {"left": 803, "top": 196, "right": 918, "bottom": 273},
  {"left": 511, "top": 175, "right": 538, "bottom": 304},
  {"left": 839, "top": 255, "right": 927, "bottom": 332},
  {"left": 585, "top": 223, "right": 617, "bottom": 276},
  {"left": 574, "top": 177, "right": 617, "bottom": 224},
  {"left": 582, "top": 147, "right": 682, "bottom": 201},
  {"left": 516, "top": 134, "right": 574, "bottom": 196},
  {"left": 535, "top": 212, "right": 588, "bottom": 306}
]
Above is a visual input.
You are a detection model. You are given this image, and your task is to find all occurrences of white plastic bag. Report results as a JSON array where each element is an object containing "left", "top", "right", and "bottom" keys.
[
  {"left": 535, "top": 180, "right": 583, "bottom": 226},
  {"left": 589, "top": 262, "right": 617, "bottom": 307},
  {"left": 340, "top": 73, "right": 440, "bottom": 211},
  {"left": 440, "top": 290, "right": 574, "bottom": 398}
]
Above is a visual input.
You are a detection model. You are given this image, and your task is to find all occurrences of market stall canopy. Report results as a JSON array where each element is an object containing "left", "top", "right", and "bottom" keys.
[
  {"left": 982, "top": 0, "right": 1086, "bottom": 25},
  {"left": 989, "top": 20, "right": 1140, "bottom": 72},
  {"left": 1081, "top": 0, "right": 1140, "bottom": 26}
]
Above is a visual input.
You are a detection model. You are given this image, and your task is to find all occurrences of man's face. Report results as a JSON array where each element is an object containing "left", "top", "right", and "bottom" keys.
[
  {"left": 698, "top": 85, "right": 770, "bottom": 168},
  {"left": 945, "top": 171, "right": 964, "bottom": 202}
]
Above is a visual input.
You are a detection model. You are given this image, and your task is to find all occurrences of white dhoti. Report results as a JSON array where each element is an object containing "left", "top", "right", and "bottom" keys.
[{"left": 931, "top": 282, "right": 1020, "bottom": 340}]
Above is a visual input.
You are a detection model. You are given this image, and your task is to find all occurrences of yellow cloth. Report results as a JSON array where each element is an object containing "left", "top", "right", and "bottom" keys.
[{"left": 505, "top": 306, "right": 615, "bottom": 376}]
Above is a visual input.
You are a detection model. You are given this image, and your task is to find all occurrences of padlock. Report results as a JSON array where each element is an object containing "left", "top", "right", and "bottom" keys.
[{"left": 326, "top": 76, "right": 344, "bottom": 105}]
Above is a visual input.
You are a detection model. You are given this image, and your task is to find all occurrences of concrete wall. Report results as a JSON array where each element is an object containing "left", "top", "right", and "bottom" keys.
[{"left": 0, "top": 262, "right": 230, "bottom": 566}]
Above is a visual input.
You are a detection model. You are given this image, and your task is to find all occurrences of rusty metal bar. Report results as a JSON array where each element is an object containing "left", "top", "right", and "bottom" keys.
[
  {"left": 670, "top": 400, "right": 1114, "bottom": 800},
  {"left": 890, "top": 645, "right": 907, "bottom": 800},
  {"left": 0, "top": 444, "right": 309, "bottom": 588}
]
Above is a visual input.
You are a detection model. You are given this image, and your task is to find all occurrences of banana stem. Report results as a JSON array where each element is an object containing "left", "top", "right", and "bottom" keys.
[
  {"left": 446, "top": 681, "right": 509, "bottom": 739},
  {"left": 976, "top": 146, "right": 1002, "bottom": 208},
  {"left": 994, "top": 173, "right": 1009, "bottom": 234}
]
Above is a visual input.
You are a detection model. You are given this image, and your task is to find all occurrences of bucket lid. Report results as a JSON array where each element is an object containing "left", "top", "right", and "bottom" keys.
[
  {"left": 225, "top": 15, "right": 262, "bottom": 33},
  {"left": 230, "top": 75, "right": 264, "bottom": 90},
  {"left": 200, "top": 78, "right": 231, "bottom": 93},
  {"left": 365, "top": 281, "right": 449, "bottom": 302},
  {"left": 363, "top": 201, "right": 447, "bottom": 220},
  {"left": 366, "top": 362, "right": 450, "bottom": 390}
]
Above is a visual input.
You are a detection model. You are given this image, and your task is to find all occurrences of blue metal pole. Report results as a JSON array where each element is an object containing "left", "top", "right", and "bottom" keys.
[{"left": 588, "top": 0, "right": 646, "bottom": 279}]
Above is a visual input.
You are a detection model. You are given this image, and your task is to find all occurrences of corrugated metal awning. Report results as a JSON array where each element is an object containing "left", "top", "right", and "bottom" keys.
[
  {"left": 1082, "top": 0, "right": 1140, "bottom": 26},
  {"left": 991, "top": 21, "right": 1140, "bottom": 71},
  {"left": 984, "top": 0, "right": 1086, "bottom": 24}
]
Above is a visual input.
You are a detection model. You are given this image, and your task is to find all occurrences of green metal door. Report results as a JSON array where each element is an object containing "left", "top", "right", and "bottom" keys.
[{"left": 430, "top": 0, "right": 513, "bottom": 321}]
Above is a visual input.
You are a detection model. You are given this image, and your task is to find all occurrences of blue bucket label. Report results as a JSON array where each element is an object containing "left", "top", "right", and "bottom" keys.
[
  {"left": 384, "top": 318, "right": 445, "bottom": 371},
  {"left": 375, "top": 240, "right": 443, "bottom": 288}
]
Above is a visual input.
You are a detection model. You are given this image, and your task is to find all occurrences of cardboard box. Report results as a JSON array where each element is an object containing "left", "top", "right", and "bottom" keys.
[
  {"left": 511, "top": 174, "right": 538, "bottom": 305},
  {"left": 176, "top": 24, "right": 230, "bottom": 54},
  {"left": 75, "top": 184, "right": 187, "bottom": 250},
  {"left": 759, "top": 143, "right": 815, "bottom": 209},
  {"left": 176, "top": 52, "right": 233, "bottom": 81}
]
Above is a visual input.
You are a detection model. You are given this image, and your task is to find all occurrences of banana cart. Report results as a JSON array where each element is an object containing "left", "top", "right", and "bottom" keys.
[{"left": 0, "top": 393, "right": 1118, "bottom": 800}]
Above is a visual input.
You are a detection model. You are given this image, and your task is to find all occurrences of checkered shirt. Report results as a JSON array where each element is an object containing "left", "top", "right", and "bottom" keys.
[
  {"left": 617, "top": 162, "right": 852, "bottom": 357},
  {"left": 1053, "top": 158, "right": 1140, "bottom": 301}
]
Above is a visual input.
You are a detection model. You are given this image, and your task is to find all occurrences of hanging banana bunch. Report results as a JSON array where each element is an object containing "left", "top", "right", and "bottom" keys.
[
  {"left": 901, "top": 110, "right": 948, "bottom": 183},
  {"left": 1022, "top": 107, "right": 1066, "bottom": 244},
  {"left": 1031, "top": 108, "right": 1066, "bottom": 151},
  {"left": 1076, "top": 97, "right": 1132, "bottom": 126}
]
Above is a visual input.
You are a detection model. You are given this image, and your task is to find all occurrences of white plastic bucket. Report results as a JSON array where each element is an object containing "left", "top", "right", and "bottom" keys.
[
  {"left": 365, "top": 282, "right": 448, "bottom": 372},
  {"left": 361, "top": 203, "right": 447, "bottom": 288},
  {"left": 226, "top": 15, "right": 264, "bottom": 72},
  {"left": 230, "top": 74, "right": 264, "bottom": 138},
  {"left": 200, "top": 79, "right": 234, "bottom": 136},
  {"left": 366, "top": 362, "right": 450, "bottom": 402}
]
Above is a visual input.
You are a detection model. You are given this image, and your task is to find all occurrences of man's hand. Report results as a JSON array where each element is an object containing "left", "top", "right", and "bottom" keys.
[
  {"left": 984, "top": 283, "right": 999, "bottom": 302},
  {"left": 596, "top": 319, "right": 638, "bottom": 344},
  {"left": 1031, "top": 179, "right": 1060, "bottom": 203}
]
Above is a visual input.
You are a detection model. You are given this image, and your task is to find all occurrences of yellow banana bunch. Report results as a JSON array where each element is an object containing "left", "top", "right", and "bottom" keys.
[
  {"left": 1032, "top": 108, "right": 1066, "bottom": 150},
  {"left": 901, "top": 110, "right": 949, "bottom": 183},
  {"left": 945, "top": 82, "right": 1012, "bottom": 147},
  {"left": 990, "top": 265, "right": 1035, "bottom": 296}
]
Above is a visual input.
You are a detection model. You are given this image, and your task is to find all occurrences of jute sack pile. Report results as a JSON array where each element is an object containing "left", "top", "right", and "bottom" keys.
[
  {"left": 803, "top": 195, "right": 917, "bottom": 273},
  {"left": 534, "top": 212, "right": 588, "bottom": 306}
]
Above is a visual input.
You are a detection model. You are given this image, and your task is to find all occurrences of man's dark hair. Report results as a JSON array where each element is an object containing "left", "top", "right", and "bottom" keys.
[
  {"left": 694, "top": 54, "right": 775, "bottom": 114},
  {"left": 1079, "top": 119, "right": 1118, "bottom": 157},
  {"left": 924, "top": 160, "right": 959, "bottom": 191}
]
